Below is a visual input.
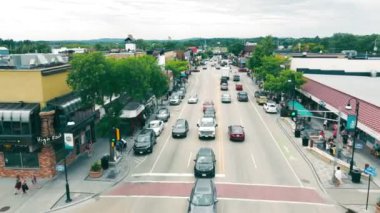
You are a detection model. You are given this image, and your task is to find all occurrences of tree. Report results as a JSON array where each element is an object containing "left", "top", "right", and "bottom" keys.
[
  {"left": 255, "top": 55, "right": 288, "bottom": 80},
  {"left": 247, "top": 36, "right": 275, "bottom": 70},
  {"left": 228, "top": 42, "right": 244, "bottom": 56},
  {"left": 165, "top": 60, "right": 189, "bottom": 77},
  {"left": 264, "top": 69, "right": 306, "bottom": 94}
]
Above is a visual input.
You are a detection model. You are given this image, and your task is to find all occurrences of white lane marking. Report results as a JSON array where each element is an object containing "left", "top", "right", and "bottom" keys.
[
  {"left": 99, "top": 195, "right": 332, "bottom": 206},
  {"left": 187, "top": 152, "right": 193, "bottom": 168},
  {"left": 246, "top": 86, "right": 304, "bottom": 187},
  {"left": 132, "top": 173, "right": 226, "bottom": 178},
  {"left": 149, "top": 93, "right": 189, "bottom": 173},
  {"left": 250, "top": 153, "right": 258, "bottom": 169},
  {"left": 134, "top": 156, "right": 147, "bottom": 169},
  {"left": 283, "top": 145, "right": 290, "bottom": 153}
]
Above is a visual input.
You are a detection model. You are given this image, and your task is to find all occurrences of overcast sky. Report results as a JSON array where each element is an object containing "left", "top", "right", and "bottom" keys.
[{"left": 1, "top": 0, "right": 379, "bottom": 40}]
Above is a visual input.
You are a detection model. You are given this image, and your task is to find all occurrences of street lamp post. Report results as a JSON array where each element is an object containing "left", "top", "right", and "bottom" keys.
[
  {"left": 63, "top": 121, "right": 75, "bottom": 203},
  {"left": 345, "top": 98, "right": 360, "bottom": 174}
]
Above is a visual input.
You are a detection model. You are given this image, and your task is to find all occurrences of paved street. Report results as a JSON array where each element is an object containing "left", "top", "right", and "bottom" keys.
[{"left": 60, "top": 63, "right": 343, "bottom": 212}]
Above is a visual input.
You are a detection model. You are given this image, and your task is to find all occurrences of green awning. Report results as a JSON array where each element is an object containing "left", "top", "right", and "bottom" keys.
[{"left": 287, "top": 100, "right": 313, "bottom": 117}]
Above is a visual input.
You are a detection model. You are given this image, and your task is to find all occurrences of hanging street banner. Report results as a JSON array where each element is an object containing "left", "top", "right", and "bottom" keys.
[
  {"left": 64, "top": 133, "right": 74, "bottom": 150},
  {"left": 346, "top": 114, "right": 357, "bottom": 131}
]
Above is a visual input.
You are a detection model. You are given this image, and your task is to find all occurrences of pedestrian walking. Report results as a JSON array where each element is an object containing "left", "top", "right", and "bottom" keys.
[
  {"left": 14, "top": 175, "right": 21, "bottom": 195},
  {"left": 323, "top": 119, "right": 328, "bottom": 130},
  {"left": 21, "top": 177, "right": 29, "bottom": 194},
  {"left": 334, "top": 166, "right": 343, "bottom": 186},
  {"left": 31, "top": 175, "right": 37, "bottom": 185}
]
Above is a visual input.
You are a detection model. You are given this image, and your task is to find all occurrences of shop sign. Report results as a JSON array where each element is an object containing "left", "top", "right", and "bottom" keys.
[
  {"left": 346, "top": 114, "right": 357, "bottom": 131},
  {"left": 36, "top": 133, "right": 62, "bottom": 145},
  {"left": 56, "top": 164, "right": 65, "bottom": 172}
]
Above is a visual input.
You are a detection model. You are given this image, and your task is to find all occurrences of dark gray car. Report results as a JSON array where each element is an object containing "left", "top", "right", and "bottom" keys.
[
  {"left": 172, "top": 119, "right": 189, "bottom": 138},
  {"left": 156, "top": 108, "right": 170, "bottom": 122},
  {"left": 133, "top": 129, "right": 156, "bottom": 155},
  {"left": 188, "top": 178, "right": 217, "bottom": 213},
  {"left": 194, "top": 148, "right": 216, "bottom": 178}
]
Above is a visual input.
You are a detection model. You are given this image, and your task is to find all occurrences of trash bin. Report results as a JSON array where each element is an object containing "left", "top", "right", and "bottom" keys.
[
  {"left": 302, "top": 136, "right": 309, "bottom": 146},
  {"left": 101, "top": 155, "right": 110, "bottom": 170},
  {"left": 294, "top": 129, "right": 301, "bottom": 138},
  {"left": 351, "top": 169, "right": 361, "bottom": 183}
]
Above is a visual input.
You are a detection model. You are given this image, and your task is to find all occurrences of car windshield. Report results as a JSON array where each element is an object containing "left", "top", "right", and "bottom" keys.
[
  {"left": 136, "top": 135, "right": 150, "bottom": 143},
  {"left": 192, "top": 193, "right": 213, "bottom": 206},
  {"left": 149, "top": 122, "right": 160, "bottom": 128},
  {"left": 172, "top": 95, "right": 179, "bottom": 99},
  {"left": 158, "top": 109, "right": 167, "bottom": 114},
  {"left": 175, "top": 122, "right": 185, "bottom": 128},
  {"left": 201, "top": 120, "right": 214, "bottom": 127},
  {"left": 197, "top": 156, "right": 212, "bottom": 163},
  {"left": 239, "top": 93, "right": 247, "bottom": 96},
  {"left": 232, "top": 126, "right": 243, "bottom": 133}
]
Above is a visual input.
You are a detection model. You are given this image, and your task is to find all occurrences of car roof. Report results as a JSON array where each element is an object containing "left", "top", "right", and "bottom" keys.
[
  {"left": 176, "top": 119, "right": 186, "bottom": 124},
  {"left": 230, "top": 125, "right": 244, "bottom": 132},
  {"left": 140, "top": 128, "right": 153, "bottom": 135},
  {"left": 150, "top": 120, "right": 161, "bottom": 124},
  {"left": 197, "top": 147, "right": 214, "bottom": 156},
  {"left": 238, "top": 91, "right": 248, "bottom": 94},
  {"left": 194, "top": 179, "right": 213, "bottom": 194},
  {"left": 158, "top": 108, "right": 168, "bottom": 111}
]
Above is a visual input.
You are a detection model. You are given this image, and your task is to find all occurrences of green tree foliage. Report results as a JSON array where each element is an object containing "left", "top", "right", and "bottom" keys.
[
  {"left": 247, "top": 36, "right": 275, "bottom": 70},
  {"left": 228, "top": 42, "right": 244, "bottom": 56},
  {"left": 0, "top": 39, "right": 50, "bottom": 54},
  {"left": 255, "top": 55, "right": 288, "bottom": 80},
  {"left": 264, "top": 69, "right": 306, "bottom": 93},
  {"left": 165, "top": 60, "right": 189, "bottom": 77}
]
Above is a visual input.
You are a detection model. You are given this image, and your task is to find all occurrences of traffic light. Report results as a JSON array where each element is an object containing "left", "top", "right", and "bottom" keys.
[
  {"left": 115, "top": 128, "right": 120, "bottom": 141},
  {"left": 290, "top": 110, "right": 298, "bottom": 118}
]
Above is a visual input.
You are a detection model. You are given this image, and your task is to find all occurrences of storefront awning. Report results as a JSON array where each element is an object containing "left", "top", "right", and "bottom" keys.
[
  {"left": 287, "top": 100, "right": 313, "bottom": 117},
  {"left": 120, "top": 102, "right": 145, "bottom": 118},
  {"left": 0, "top": 103, "right": 39, "bottom": 122},
  {"left": 47, "top": 93, "right": 82, "bottom": 115}
]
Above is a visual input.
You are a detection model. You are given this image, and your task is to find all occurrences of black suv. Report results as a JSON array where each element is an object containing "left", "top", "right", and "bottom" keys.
[
  {"left": 133, "top": 129, "right": 156, "bottom": 154},
  {"left": 237, "top": 91, "right": 248, "bottom": 102},
  {"left": 172, "top": 119, "right": 189, "bottom": 138},
  {"left": 194, "top": 148, "right": 216, "bottom": 178}
]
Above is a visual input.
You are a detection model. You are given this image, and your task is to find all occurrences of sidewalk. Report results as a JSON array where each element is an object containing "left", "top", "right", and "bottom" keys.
[
  {"left": 278, "top": 117, "right": 380, "bottom": 213},
  {"left": 0, "top": 137, "right": 133, "bottom": 213}
]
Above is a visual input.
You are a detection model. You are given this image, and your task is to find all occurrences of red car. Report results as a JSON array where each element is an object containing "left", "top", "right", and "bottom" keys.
[
  {"left": 228, "top": 125, "right": 245, "bottom": 141},
  {"left": 235, "top": 83, "right": 243, "bottom": 91},
  {"left": 202, "top": 100, "right": 214, "bottom": 112},
  {"left": 238, "top": 68, "right": 247, "bottom": 72}
]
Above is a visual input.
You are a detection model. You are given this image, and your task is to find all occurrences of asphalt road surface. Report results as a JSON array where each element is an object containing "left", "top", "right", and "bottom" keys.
[{"left": 62, "top": 62, "right": 343, "bottom": 213}]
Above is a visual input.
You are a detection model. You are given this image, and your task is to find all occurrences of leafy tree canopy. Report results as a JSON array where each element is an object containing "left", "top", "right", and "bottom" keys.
[{"left": 165, "top": 60, "right": 189, "bottom": 77}]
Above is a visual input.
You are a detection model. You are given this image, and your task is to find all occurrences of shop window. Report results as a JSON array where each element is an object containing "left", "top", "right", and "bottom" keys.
[
  {"left": 4, "top": 152, "right": 39, "bottom": 168},
  {"left": 21, "top": 123, "right": 30, "bottom": 134},
  {"left": 3, "top": 122, "right": 11, "bottom": 134},
  {"left": 11, "top": 122, "right": 21, "bottom": 134}
]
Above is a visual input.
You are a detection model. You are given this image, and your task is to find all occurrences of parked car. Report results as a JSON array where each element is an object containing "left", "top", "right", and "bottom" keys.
[
  {"left": 216, "top": 65, "right": 221, "bottom": 70},
  {"left": 192, "top": 69, "right": 200, "bottom": 72},
  {"left": 228, "top": 125, "right": 245, "bottom": 141},
  {"left": 235, "top": 83, "right": 243, "bottom": 91},
  {"left": 204, "top": 108, "right": 216, "bottom": 119},
  {"left": 169, "top": 94, "right": 181, "bottom": 105},
  {"left": 237, "top": 91, "right": 248, "bottom": 102},
  {"left": 263, "top": 101, "right": 278, "bottom": 113},
  {"left": 233, "top": 74, "right": 240, "bottom": 81},
  {"left": 256, "top": 95, "right": 268, "bottom": 105},
  {"left": 202, "top": 100, "right": 214, "bottom": 112},
  {"left": 238, "top": 68, "right": 247, "bottom": 72},
  {"left": 177, "top": 90, "right": 185, "bottom": 99},
  {"left": 188, "top": 94, "right": 199, "bottom": 104},
  {"left": 147, "top": 120, "right": 165, "bottom": 136},
  {"left": 156, "top": 108, "right": 170, "bottom": 122},
  {"left": 172, "top": 119, "right": 189, "bottom": 138},
  {"left": 133, "top": 129, "right": 156, "bottom": 154},
  {"left": 188, "top": 178, "right": 218, "bottom": 213},
  {"left": 220, "top": 83, "right": 228, "bottom": 91},
  {"left": 194, "top": 148, "right": 216, "bottom": 178},
  {"left": 254, "top": 90, "right": 267, "bottom": 98},
  {"left": 202, "top": 66, "right": 207, "bottom": 70},
  {"left": 221, "top": 93, "right": 231, "bottom": 103}
]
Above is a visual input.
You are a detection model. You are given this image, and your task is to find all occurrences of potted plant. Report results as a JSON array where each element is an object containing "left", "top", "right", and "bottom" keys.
[{"left": 89, "top": 161, "right": 103, "bottom": 178}]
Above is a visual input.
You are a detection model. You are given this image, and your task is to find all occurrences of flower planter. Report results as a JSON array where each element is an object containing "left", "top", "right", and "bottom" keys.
[{"left": 89, "top": 170, "right": 103, "bottom": 178}]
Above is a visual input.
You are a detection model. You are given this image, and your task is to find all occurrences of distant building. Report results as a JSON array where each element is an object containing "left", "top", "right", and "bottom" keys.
[
  {"left": 0, "top": 53, "right": 67, "bottom": 69},
  {"left": 51, "top": 47, "right": 86, "bottom": 54},
  {"left": 0, "top": 47, "right": 9, "bottom": 56},
  {"left": 125, "top": 37, "right": 136, "bottom": 53}
]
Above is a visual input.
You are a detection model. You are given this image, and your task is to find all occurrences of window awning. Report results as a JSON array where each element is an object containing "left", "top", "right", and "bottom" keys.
[
  {"left": 287, "top": 100, "right": 313, "bottom": 117},
  {"left": 120, "top": 102, "right": 145, "bottom": 118},
  {"left": 61, "top": 97, "right": 82, "bottom": 114},
  {"left": 0, "top": 109, "right": 31, "bottom": 122}
]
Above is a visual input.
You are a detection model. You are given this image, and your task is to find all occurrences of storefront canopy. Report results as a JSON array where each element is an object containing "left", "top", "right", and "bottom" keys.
[{"left": 287, "top": 100, "right": 313, "bottom": 117}]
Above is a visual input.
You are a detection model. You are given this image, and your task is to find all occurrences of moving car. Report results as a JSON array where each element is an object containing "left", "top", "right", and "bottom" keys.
[
  {"left": 235, "top": 83, "right": 243, "bottom": 91},
  {"left": 188, "top": 178, "right": 217, "bottom": 213},
  {"left": 147, "top": 120, "right": 165, "bottom": 136},
  {"left": 202, "top": 100, "right": 214, "bottom": 112},
  {"left": 197, "top": 117, "right": 218, "bottom": 139},
  {"left": 220, "top": 83, "right": 228, "bottom": 91},
  {"left": 221, "top": 93, "right": 231, "bottom": 103},
  {"left": 169, "top": 94, "right": 181, "bottom": 105},
  {"left": 194, "top": 148, "right": 216, "bottom": 178},
  {"left": 220, "top": 76, "right": 228, "bottom": 85},
  {"left": 172, "top": 119, "right": 189, "bottom": 138},
  {"left": 204, "top": 108, "right": 216, "bottom": 119},
  {"left": 228, "top": 125, "right": 245, "bottom": 141},
  {"left": 263, "top": 101, "right": 278, "bottom": 113},
  {"left": 202, "top": 66, "right": 207, "bottom": 70},
  {"left": 256, "top": 95, "right": 268, "bottom": 105},
  {"left": 156, "top": 108, "right": 170, "bottom": 122},
  {"left": 133, "top": 129, "right": 156, "bottom": 154},
  {"left": 238, "top": 67, "right": 247, "bottom": 72},
  {"left": 237, "top": 91, "right": 248, "bottom": 102},
  {"left": 188, "top": 94, "right": 199, "bottom": 104},
  {"left": 233, "top": 74, "right": 240, "bottom": 82}
]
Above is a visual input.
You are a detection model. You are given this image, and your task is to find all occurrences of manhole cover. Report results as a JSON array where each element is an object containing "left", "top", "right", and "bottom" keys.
[
  {"left": 301, "top": 179, "right": 310, "bottom": 184},
  {"left": 0, "top": 206, "right": 10, "bottom": 212}
]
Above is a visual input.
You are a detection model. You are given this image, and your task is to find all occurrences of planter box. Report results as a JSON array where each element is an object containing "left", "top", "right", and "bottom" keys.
[{"left": 89, "top": 170, "right": 103, "bottom": 178}]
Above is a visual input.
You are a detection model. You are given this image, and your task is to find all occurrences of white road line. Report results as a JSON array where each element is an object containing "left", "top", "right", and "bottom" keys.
[
  {"left": 246, "top": 86, "right": 304, "bottom": 187},
  {"left": 149, "top": 94, "right": 189, "bottom": 173},
  {"left": 134, "top": 156, "right": 147, "bottom": 169},
  {"left": 283, "top": 145, "right": 290, "bottom": 153},
  {"left": 132, "top": 173, "right": 226, "bottom": 178},
  {"left": 187, "top": 152, "right": 193, "bottom": 168},
  {"left": 250, "top": 153, "right": 258, "bottom": 169}
]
